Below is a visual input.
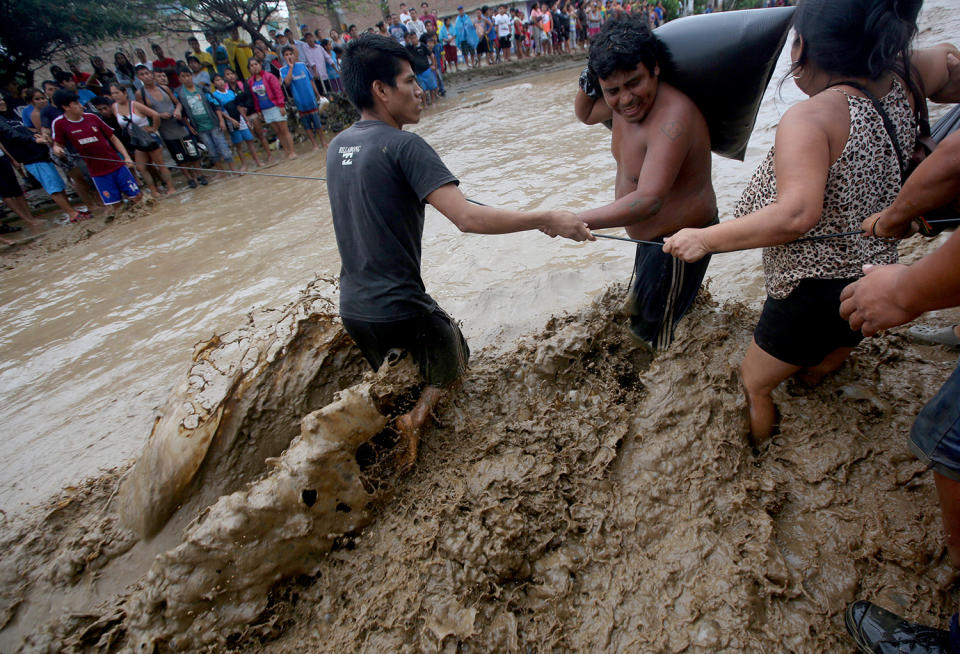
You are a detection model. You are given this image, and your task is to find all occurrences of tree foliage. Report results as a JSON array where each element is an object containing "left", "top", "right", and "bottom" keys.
[
  {"left": 0, "top": 0, "right": 154, "bottom": 85},
  {"left": 161, "top": 0, "right": 286, "bottom": 41}
]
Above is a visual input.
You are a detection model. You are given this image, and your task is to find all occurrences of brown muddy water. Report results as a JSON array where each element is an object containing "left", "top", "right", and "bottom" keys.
[{"left": 0, "top": 1, "right": 959, "bottom": 650}]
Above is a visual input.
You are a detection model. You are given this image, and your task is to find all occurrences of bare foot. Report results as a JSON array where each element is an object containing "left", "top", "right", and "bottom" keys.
[
  {"left": 394, "top": 414, "right": 420, "bottom": 473},
  {"left": 288, "top": 153, "right": 299, "bottom": 160}
]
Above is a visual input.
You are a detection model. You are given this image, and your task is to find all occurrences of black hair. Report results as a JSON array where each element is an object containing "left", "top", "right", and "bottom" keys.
[
  {"left": 41, "top": 79, "right": 57, "bottom": 90},
  {"left": 791, "top": 0, "right": 921, "bottom": 80},
  {"left": 281, "top": 45, "right": 296, "bottom": 55},
  {"left": 135, "top": 64, "right": 151, "bottom": 73},
  {"left": 587, "top": 14, "right": 674, "bottom": 80},
  {"left": 91, "top": 95, "right": 111, "bottom": 107},
  {"left": 115, "top": 52, "right": 135, "bottom": 79},
  {"left": 52, "top": 89, "right": 79, "bottom": 109},
  {"left": 55, "top": 70, "right": 75, "bottom": 84},
  {"left": 348, "top": 24, "right": 356, "bottom": 30},
  {"left": 341, "top": 33, "right": 414, "bottom": 111},
  {"left": 177, "top": 65, "right": 192, "bottom": 75},
  {"left": 108, "top": 82, "right": 126, "bottom": 94},
  {"left": 186, "top": 55, "right": 200, "bottom": 64}
]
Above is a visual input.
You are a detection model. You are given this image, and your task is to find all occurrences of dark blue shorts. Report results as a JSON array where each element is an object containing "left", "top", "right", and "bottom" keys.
[
  {"left": 91, "top": 166, "right": 140, "bottom": 205},
  {"left": 910, "top": 362, "right": 960, "bottom": 482},
  {"left": 628, "top": 217, "right": 717, "bottom": 351}
]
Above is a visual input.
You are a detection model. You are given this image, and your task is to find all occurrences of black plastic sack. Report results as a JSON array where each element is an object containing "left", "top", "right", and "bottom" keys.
[
  {"left": 655, "top": 6, "right": 795, "bottom": 161},
  {"left": 932, "top": 104, "right": 960, "bottom": 143}
]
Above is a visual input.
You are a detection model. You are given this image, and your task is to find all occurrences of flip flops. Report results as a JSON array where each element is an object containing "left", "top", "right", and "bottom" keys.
[{"left": 907, "top": 324, "right": 960, "bottom": 348}]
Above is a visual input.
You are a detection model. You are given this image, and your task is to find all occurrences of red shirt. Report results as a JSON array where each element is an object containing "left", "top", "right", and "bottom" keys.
[
  {"left": 51, "top": 113, "right": 124, "bottom": 176},
  {"left": 152, "top": 57, "right": 180, "bottom": 87},
  {"left": 72, "top": 70, "right": 91, "bottom": 83}
]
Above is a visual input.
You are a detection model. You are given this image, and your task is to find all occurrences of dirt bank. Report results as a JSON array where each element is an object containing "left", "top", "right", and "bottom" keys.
[
  {"left": 1, "top": 275, "right": 958, "bottom": 651},
  {"left": 0, "top": 199, "right": 160, "bottom": 271},
  {"left": 443, "top": 52, "right": 587, "bottom": 93}
]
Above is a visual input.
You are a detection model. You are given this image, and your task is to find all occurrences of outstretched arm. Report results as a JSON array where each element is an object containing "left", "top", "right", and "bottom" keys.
[
  {"left": 867, "top": 129, "right": 960, "bottom": 237},
  {"left": 426, "top": 182, "right": 593, "bottom": 240},
  {"left": 664, "top": 101, "right": 830, "bottom": 262},
  {"left": 840, "top": 227, "right": 960, "bottom": 336}
]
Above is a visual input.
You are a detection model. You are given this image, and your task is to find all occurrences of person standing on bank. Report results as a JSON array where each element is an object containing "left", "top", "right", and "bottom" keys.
[
  {"left": 328, "top": 34, "right": 593, "bottom": 470},
  {"left": 663, "top": 0, "right": 960, "bottom": 448}
]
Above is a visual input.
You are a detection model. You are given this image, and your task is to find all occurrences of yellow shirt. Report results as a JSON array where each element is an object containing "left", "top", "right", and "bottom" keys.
[
  {"left": 223, "top": 37, "right": 254, "bottom": 77},
  {"left": 191, "top": 49, "right": 216, "bottom": 73}
]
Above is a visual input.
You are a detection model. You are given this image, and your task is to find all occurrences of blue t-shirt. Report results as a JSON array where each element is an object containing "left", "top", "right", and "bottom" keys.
[
  {"left": 279, "top": 62, "right": 317, "bottom": 111},
  {"left": 248, "top": 78, "right": 274, "bottom": 110},
  {"left": 21, "top": 105, "right": 34, "bottom": 129},
  {"left": 388, "top": 23, "right": 408, "bottom": 42},
  {"left": 78, "top": 88, "right": 97, "bottom": 105}
]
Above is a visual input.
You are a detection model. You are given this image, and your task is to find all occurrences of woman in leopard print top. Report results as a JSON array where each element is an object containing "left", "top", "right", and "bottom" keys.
[{"left": 663, "top": 0, "right": 960, "bottom": 446}]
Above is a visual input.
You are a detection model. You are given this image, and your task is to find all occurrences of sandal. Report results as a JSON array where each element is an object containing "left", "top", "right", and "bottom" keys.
[{"left": 907, "top": 324, "right": 960, "bottom": 348}]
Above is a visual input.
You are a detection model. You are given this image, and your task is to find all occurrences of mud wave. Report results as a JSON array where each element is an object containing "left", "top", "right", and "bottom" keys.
[{"left": 1, "top": 282, "right": 958, "bottom": 652}]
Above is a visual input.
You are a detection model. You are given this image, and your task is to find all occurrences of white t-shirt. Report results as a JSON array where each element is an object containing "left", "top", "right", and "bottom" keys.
[
  {"left": 494, "top": 13, "right": 512, "bottom": 37},
  {"left": 399, "top": 11, "right": 412, "bottom": 24}
]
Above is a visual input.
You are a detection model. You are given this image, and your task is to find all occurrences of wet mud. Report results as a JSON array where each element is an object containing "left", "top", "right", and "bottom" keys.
[{"left": 1, "top": 278, "right": 958, "bottom": 652}]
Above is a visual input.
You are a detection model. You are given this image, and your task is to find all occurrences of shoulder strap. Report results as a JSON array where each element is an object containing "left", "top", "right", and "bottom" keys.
[{"left": 829, "top": 80, "right": 907, "bottom": 182}]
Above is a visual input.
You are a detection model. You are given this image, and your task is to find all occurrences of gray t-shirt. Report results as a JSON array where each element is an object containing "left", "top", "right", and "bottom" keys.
[{"left": 327, "top": 120, "right": 458, "bottom": 322}]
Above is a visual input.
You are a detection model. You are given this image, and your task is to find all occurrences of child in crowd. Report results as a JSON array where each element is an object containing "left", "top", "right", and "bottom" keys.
[
  {"left": 51, "top": 89, "right": 141, "bottom": 214},
  {"left": 247, "top": 58, "right": 296, "bottom": 160},
  {"left": 211, "top": 73, "right": 263, "bottom": 168},
  {"left": 320, "top": 39, "right": 344, "bottom": 94},
  {"left": 279, "top": 46, "right": 326, "bottom": 151},
  {"left": 224, "top": 67, "right": 272, "bottom": 163},
  {"left": 176, "top": 67, "right": 235, "bottom": 173},
  {"left": 186, "top": 56, "right": 213, "bottom": 89},
  {"left": 404, "top": 31, "right": 438, "bottom": 107}
]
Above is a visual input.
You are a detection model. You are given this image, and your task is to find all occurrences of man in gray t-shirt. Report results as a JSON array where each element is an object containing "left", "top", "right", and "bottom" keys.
[{"left": 328, "top": 34, "right": 592, "bottom": 470}]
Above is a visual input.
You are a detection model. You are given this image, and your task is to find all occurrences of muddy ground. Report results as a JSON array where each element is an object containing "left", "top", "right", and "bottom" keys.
[{"left": 1, "top": 276, "right": 959, "bottom": 652}]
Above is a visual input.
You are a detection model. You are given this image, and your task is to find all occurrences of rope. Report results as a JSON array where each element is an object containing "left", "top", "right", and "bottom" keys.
[
  {"left": 70, "top": 154, "right": 959, "bottom": 249},
  {"left": 74, "top": 154, "right": 327, "bottom": 182}
]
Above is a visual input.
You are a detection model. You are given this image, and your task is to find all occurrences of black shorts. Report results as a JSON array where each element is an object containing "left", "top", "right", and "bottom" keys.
[
  {"left": 132, "top": 139, "right": 161, "bottom": 154},
  {"left": 162, "top": 136, "right": 201, "bottom": 164},
  {"left": 628, "top": 218, "right": 717, "bottom": 351},
  {"left": 342, "top": 307, "right": 470, "bottom": 387},
  {"left": 498, "top": 35, "right": 511, "bottom": 49},
  {"left": 0, "top": 155, "right": 22, "bottom": 198},
  {"left": 754, "top": 277, "right": 864, "bottom": 367},
  {"left": 477, "top": 36, "right": 490, "bottom": 54}
]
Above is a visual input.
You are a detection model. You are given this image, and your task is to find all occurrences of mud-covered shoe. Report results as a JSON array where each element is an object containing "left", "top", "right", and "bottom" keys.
[{"left": 845, "top": 601, "right": 952, "bottom": 653}]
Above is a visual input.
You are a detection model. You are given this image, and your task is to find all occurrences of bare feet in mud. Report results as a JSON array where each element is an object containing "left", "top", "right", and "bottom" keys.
[
  {"left": 394, "top": 414, "right": 420, "bottom": 473},
  {"left": 744, "top": 391, "right": 780, "bottom": 454}
]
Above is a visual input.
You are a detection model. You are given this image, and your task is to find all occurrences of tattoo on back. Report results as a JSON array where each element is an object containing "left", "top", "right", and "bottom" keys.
[{"left": 660, "top": 120, "right": 683, "bottom": 141}]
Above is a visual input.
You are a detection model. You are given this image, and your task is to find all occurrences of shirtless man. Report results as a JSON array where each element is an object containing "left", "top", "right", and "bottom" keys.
[{"left": 574, "top": 15, "right": 716, "bottom": 351}]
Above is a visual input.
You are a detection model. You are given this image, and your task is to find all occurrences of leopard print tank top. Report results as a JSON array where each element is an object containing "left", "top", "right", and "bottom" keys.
[{"left": 735, "top": 78, "right": 914, "bottom": 299}]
